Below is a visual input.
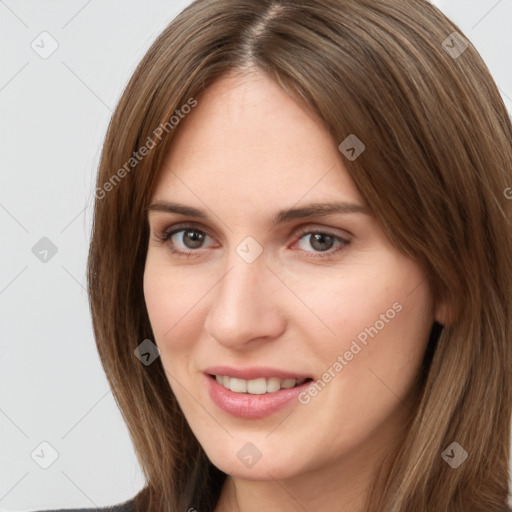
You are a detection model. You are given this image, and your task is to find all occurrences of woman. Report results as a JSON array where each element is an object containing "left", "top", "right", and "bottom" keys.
[{"left": 41, "top": 0, "right": 512, "bottom": 510}]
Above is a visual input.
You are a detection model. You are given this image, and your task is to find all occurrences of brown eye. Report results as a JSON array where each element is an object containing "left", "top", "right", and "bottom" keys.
[
  {"left": 293, "top": 228, "right": 351, "bottom": 260},
  {"left": 155, "top": 224, "right": 216, "bottom": 257},
  {"left": 308, "top": 233, "right": 335, "bottom": 252},
  {"left": 176, "top": 229, "right": 206, "bottom": 249}
]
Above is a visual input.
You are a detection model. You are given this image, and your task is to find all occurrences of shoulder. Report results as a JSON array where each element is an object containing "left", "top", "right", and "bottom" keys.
[{"left": 30, "top": 496, "right": 136, "bottom": 512}]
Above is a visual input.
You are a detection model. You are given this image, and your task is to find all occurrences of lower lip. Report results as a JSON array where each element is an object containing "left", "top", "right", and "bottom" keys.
[{"left": 205, "top": 374, "right": 312, "bottom": 419}]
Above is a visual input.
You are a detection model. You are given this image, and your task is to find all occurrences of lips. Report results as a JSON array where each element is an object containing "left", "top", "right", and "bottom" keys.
[{"left": 204, "top": 366, "right": 314, "bottom": 419}]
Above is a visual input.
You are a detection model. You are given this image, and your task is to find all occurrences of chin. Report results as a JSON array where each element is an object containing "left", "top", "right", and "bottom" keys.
[{"left": 204, "top": 442, "right": 308, "bottom": 482}]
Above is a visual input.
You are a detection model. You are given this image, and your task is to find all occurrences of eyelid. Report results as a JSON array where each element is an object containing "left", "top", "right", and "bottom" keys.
[
  {"left": 292, "top": 223, "right": 352, "bottom": 241},
  {"left": 155, "top": 220, "right": 214, "bottom": 239},
  {"left": 153, "top": 219, "right": 352, "bottom": 239},
  {"left": 153, "top": 221, "right": 352, "bottom": 257},
  {"left": 156, "top": 221, "right": 219, "bottom": 247}
]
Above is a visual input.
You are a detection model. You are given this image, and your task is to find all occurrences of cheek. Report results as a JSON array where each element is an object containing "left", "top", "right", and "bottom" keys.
[
  {"left": 296, "top": 258, "right": 434, "bottom": 390},
  {"left": 284, "top": 263, "right": 405, "bottom": 347},
  {"left": 143, "top": 256, "right": 206, "bottom": 346},
  {"left": 143, "top": 259, "right": 204, "bottom": 396},
  {"left": 369, "top": 281, "right": 435, "bottom": 393},
  {"left": 292, "top": 267, "right": 434, "bottom": 454},
  {"left": 143, "top": 261, "right": 174, "bottom": 341}
]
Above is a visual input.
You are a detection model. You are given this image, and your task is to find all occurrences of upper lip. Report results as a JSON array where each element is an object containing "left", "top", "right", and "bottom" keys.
[{"left": 205, "top": 366, "right": 313, "bottom": 381}]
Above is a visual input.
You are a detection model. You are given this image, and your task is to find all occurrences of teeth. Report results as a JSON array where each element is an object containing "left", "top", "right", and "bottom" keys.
[
  {"left": 267, "top": 377, "right": 281, "bottom": 393},
  {"left": 229, "top": 377, "right": 247, "bottom": 393},
  {"left": 214, "top": 375, "right": 307, "bottom": 394},
  {"left": 247, "top": 377, "right": 266, "bottom": 394},
  {"left": 281, "top": 378, "right": 296, "bottom": 389}
]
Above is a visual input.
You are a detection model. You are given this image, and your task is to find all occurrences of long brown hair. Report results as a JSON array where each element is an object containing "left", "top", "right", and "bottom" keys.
[{"left": 87, "top": 0, "right": 512, "bottom": 510}]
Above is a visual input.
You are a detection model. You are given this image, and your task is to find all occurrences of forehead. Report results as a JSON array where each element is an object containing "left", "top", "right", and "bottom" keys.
[{"left": 153, "top": 70, "right": 365, "bottom": 213}]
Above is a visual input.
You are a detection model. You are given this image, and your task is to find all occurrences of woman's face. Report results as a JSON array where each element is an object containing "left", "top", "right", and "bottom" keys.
[{"left": 144, "top": 69, "right": 443, "bottom": 483}]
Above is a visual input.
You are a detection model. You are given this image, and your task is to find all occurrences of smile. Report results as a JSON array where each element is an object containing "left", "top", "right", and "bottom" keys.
[
  {"left": 205, "top": 373, "right": 314, "bottom": 419},
  {"left": 213, "top": 375, "right": 309, "bottom": 394}
]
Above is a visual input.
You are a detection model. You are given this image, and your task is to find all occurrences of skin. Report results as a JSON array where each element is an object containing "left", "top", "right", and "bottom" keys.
[{"left": 143, "top": 68, "right": 446, "bottom": 512}]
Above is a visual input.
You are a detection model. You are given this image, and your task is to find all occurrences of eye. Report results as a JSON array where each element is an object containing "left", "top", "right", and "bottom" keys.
[
  {"left": 154, "top": 224, "right": 216, "bottom": 257},
  {"left": 293, "top": 228, "right": 350, "bottom": 259}
]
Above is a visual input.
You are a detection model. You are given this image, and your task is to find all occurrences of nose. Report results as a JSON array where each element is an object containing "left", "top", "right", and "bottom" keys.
[{"left": 203, "top": 253, "right": 286, "bottom": 350}]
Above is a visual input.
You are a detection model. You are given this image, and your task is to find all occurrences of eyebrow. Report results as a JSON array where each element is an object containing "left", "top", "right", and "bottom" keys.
[{"left": 146, "top": 200, "right": 370, "bottom": 224}]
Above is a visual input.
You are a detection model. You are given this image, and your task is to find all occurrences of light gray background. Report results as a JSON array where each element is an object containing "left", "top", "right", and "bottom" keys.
[{"left": 1, "top": 1, "right": 511, "bottom": 510}]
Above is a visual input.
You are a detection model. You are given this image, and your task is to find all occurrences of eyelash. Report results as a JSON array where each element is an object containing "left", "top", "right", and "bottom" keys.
[{"left": 153, "top": 223, "right": 351, "bottom": 261}]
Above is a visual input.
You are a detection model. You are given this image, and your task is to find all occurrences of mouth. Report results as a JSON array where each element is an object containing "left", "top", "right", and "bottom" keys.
[
  {"left": 209, "top": 374, "right": 313, "bottom": 394},
  {"left": 205, "top": 371, "right": 315, "bottom": 419}
]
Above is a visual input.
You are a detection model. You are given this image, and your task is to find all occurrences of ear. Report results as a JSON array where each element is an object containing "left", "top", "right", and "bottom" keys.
[{"left": 434, "top": 298, "right": 453, "bottom": 327}]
